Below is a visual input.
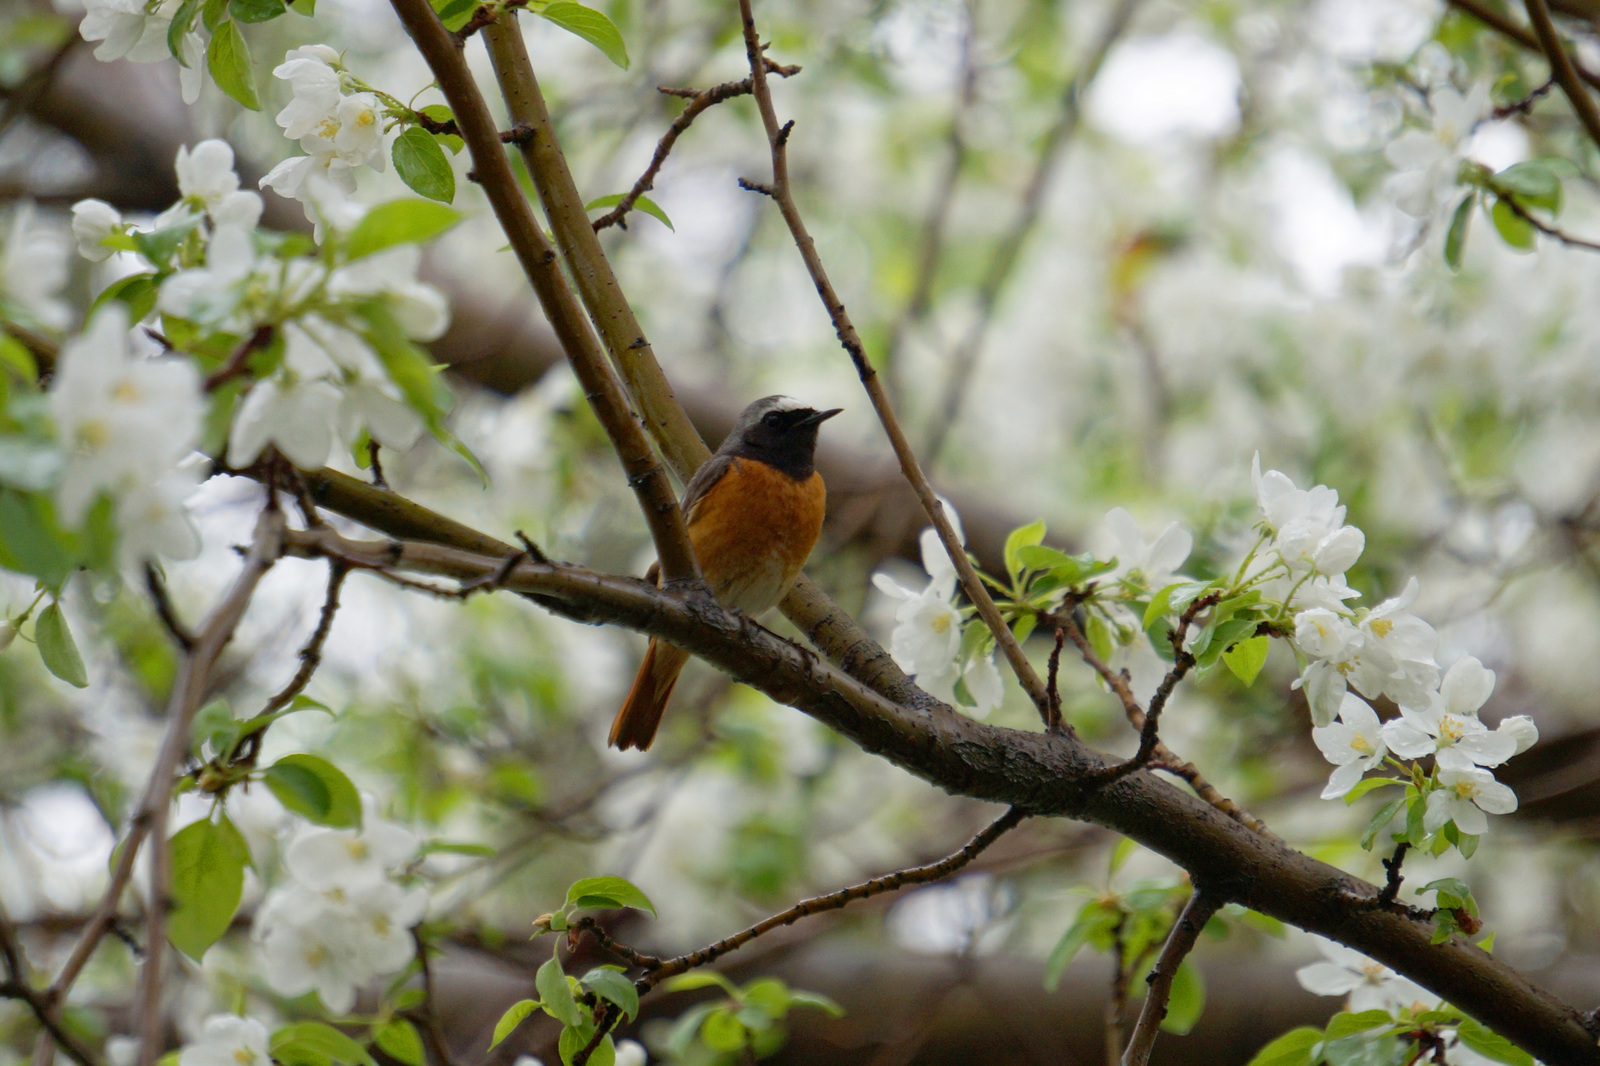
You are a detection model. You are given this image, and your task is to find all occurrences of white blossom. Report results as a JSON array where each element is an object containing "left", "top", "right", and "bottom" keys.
[
  {"left": 2, "top": 202, "right": 72, "bottom": 330},
  {"left": 328, "top": 246, "right": 450, "bottom": 341},
  {"left": 177, "top": 1015, "right": 271, "bottom": 1066},
  {"left": 1385, "top": 83, "right": 1490, "bottom": 219},
  {"left": 1102, "top": 507, "right": 1192, "bottom": 589},
  {"left": 1251, "top": 455, "right": 1364, "bottom": 576},
  {"left": 70, "top": 199, "right": 124, "bottom": 262},
  {"left": 155, "top": 141, "right": 264, "bottom": 231},
  {"left": 156, "top": 224, "right": 262, "bottom": 330},
  {"left": 1382, "top": 657, "right": 1518, "bottom": 772},
  {"left": 48, "top": 305, "right": 203, "bottom": 562},
  {"left": 1424, "top": 767, "right": 1518, "bottom": 835},
  {"left": 273, "top": 46, "right": 345, "bottom": 139},
  {"left": 228, "top": 373, "right": 343, "bottom": 469},
  {"left": 77, "top": 0, "right": 204, "bottom": 102},
  {"left": 1310, "top": 693, "right": 1387, "bottom": 799},
  {"left": 1295, "top": 938, "right": 1434, "bottom": 1015},
  {"left": 613, "top": 1041, "right": 647, "bottom": 1066},
  {"left": 872, "top": 572, "right": 962, "bottom": 678},
  {"left": 1355, "top": 578, "right": 1439, "bottom": 706}
]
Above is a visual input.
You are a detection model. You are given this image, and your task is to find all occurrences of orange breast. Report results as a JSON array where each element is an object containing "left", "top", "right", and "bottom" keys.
[{"left": 686, "top": 459, "right": 826, "bottom": 616}]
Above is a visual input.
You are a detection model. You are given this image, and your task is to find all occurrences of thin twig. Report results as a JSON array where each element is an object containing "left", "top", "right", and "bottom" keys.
[
  {"left": 408, "top": 930, "right": 459, "bottom": 1066},
  {"left": 1493, "top": 76, "right": 1556, "bottom": 118},
  {"left": 1496, "top": 190, "right": 1600, "bottom": 252},
  {"left": 202, "top": 324, "right": 274, "bottom": 392},
  {"left": 1378, "top": 843, "right": 1410, "bottom": 907},
  {"left": 923, "top": 0, "right": 1141, "bottom": 466},
  {"left": 143, "top": 565, "right": 194, "bottom": 652},
  {"left": 1046, "top": 626, "right": 1067, "bottom": 734},
  {"left": 1524, "top": 0, "right": 1600, "bottom": 150},
  {"left": 571, "top": 917, "right": 664, "bottom": 970},
  {"left": 1120, "top": 891, "right": 1222, "bottom": 1066},
  {"left": 260, "top": 562, "right": 347, "bottom": 718},
  {"left": 1105, "top": 914, "right": 1129, "bottom": 1066},
  {"left": 644, "top": 807, "right": 1025, "bottom": 985},
  {"left": 0, "top": 909, "right": 102, "bottom": 1066},
  {"left": 734, "top": 0, "right": 1053, "bottom": 724},
  {"left": 591, "top": 61, "right": 800, "bottom": 232},
  {"left": 134, "top": 508, "right": 285, "bottom": 1066},
  {"left": 1447, "top": 0, "right": 1600, "bottom": 91},
  {"left": 366, "top": 440, "right": 388, "bottom": 489}
]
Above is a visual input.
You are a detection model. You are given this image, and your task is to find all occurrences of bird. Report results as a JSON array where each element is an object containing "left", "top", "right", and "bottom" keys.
[{"left": 608, "top": 395, "right": 842, "bottom": 751}]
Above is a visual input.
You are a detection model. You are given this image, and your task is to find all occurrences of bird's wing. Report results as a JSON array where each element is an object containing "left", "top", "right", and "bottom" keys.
[{"left": 681, "top": 454, "right": 738, "bottom": 522}]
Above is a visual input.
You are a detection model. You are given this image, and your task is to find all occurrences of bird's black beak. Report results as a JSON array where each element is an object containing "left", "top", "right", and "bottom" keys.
[{"left": 800, "top": 408, "right": 843, "bottom": 427}]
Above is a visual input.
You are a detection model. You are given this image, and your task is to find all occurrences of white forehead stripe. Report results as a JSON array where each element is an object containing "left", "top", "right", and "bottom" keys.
[{"left": 766, "top": 396, "right": 809, "bottom": 413}]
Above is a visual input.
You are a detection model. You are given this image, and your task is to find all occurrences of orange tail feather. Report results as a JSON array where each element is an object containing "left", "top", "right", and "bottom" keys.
[{"left": 609, "top": 640, "right": 691, "bottom": 751}]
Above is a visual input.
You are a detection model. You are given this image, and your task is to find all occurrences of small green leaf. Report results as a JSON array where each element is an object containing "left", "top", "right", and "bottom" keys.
[
  {"left": 392, "top": 127, "right": 456, "bottom": 203},
  {"left": 201, "top": 0, "right": 230, "bottom": 31},
  {"left": 417, "top": 105, "right": 464, "bottom": 153},
  {"left": 1323, "top": 1010, "right": 1394, "bottom": 1038},
  {"left": 432, "top": 0, "right": 478, "bottom": 31},
  {"left": 662, "top": 970, "right": 740, "bottom": 995},
  {"left": 271, "top": 1022, "right": 377, "bottom": 1066},
  {"left": 557, "top": 1027, "right": 613, "bottom": 1066},
  {"left": 1494, "top": 160, "right": 1562, "bottom": 214},
  {"left": 536, "top": 1, "right": 629, "bottom": 68},
  {"left": 1360, "top": 796, "right": 1406, "bottom": 850},
  {"left": 1454, "top": 1018, "right": 1534, "bottom": 1066},
  {"left": 700, "top": 1007, "right": 747, "bottom": 1052},
  {"left": 1044, "top": 901, "right": 1119, "bottom": 990},
  {"left": 536, "top": 954, "right": 584, "bottom": 1027},
  {"left": 1003, "top": 519, "right": 1047, "bottom": 581},
  {"left": 1244, "top": 1027, "right": 1323, "bottom": 1066},
  {"left": 1490, "top": 196, "right": 1535, "bottom": 251},
  {"left": 1342, "top": 776, "right": 1403, "bottom": 804},
  {"left": 168, "top": 816, "right": 250, "bottom": 960},
  {"left": 581, "top": 968, "right": 640, "bottom": 1019},
  {"left": 1143, "top": 583, "right": 1179, "bottom": 629},
  {"left": 419, "top": 839, "right": 496, "bottom": 857},
  {"left": 90, "top": 273, "right": 159, "bottom": 322},
  {"left": 489, "top": 1000, "right": 540, "bottom": 1050},
  {"left": 262, "top": 753, "right": 363, "bottom": 828},
  {"left": 1222, "top": 634, "right": 1269, "bottom": 686},
  {"left": 36, "top": 603, "right": 87, "bottom": 687},
  {"left": 564, "top": 875, "right": 656, "bottom": 915},
  {"left": 585, "top": 193, "right": 674, "bottom": 229},
  {"left": 288, "top": 0, "right": 314, "bottom": 13},
  {"left": 786, "top": 990, "right": 846, "bottom": 1017},
  {"left": 0, "top": 330, "right": 37, "bottom": 381},
  {"left": 229, "top": 0, "right": 285, "bottom": 22},
  {"left": 372, "top": 1019, "right": 424, "bottom": 1066},
  {"left": 1445, "top": 194, "right": 1473, "bottom": 272},
  {"left": 206, "top": 20, "right": 261, "bottom": 110},
  {"left": 1160, "top": 960, "right": 1204, "bottom": 1034},
  {"left": 344, "top": 199, "right": 463, "bottom": 261},
  {"left": 167, "top": 0, "right": 203, "bottom": 61}
]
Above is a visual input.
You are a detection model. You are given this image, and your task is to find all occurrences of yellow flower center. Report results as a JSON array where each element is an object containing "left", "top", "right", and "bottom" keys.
[
  {"left": 1368, "top": 618, "right": 1393, "bottom": 638},
  {"left": 234, "top": 1047, "right": 259, "bottom": 1066},
  {"left": 1452, "top": 779, "right": 1477, "bottom": 799},
  {"left": 929, "top": 613, "right": 952, "bottom": 635},
  {"left": 113, "top": 379, "right": 141, "bottom": 403},
  {"left": 353, "top": 108, "right": 376, "bottom": 128},
  {"left": 1351, "top": 735, "right": 1374, "bottom": 756},
  {"left": 78, "top": 420, "right": 110, "bottom": 449},
  {"left": 315, "top": 116, "right": 342, "bottom": 140},
  {"left": 303, "top": 944, "right": 329, "bottom": 969},
  {"left": 344, "top": 839, "right": 369, "bottom": 861},
  {"left": 1438, "top": 714, "right": 1464, "bottom": 744}
]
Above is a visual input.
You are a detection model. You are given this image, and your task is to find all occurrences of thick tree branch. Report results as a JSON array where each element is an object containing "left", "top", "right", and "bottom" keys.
[
  {"left": 1120, "top": 891, "right": 1223, "bottom": 1066},
  {"left": 387, "top": 0, "right": 700, "bottom": 584},
  {"left": 272, "top": 520, "right": 1597, "bottom": 1064},
  {"left": 1446, "top": 0, "right": 1600, "bottom": 90},
  {"left": 733, "top": 0, "right": 1053, "bottom": 724}
]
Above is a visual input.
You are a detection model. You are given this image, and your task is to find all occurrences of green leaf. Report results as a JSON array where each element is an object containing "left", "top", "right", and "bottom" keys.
[
  {"left": 1360, "top": 796, "right": 1406, "bottom": 850},
  {"left": 168, "top": 816, "right": 250, "bottom": 960},
  {"left": 1445, "top": 194, "right": 1473, "bottom": 272},
  {"left": 90, "top": 273, "right": 159, "bottom": 322},
  {"left": 1342, "top": 776, "right": 1403, "bottom": 804},
  {"left": 391, "top": 127, "right": 455, "bottom": 204},
  {"left": 432, "top": 0, "right": 478, "bottom": 31},
  {"left": 558, "top": 1027, "right": 614, "bottom": 1066},
  {"left": 229, "top": 0, "right": 285, "bottom": 21},
  {"left": 36, "top": 602, "right": 88, "bottom": 688},
  {"left": 1420, "top": 877, "right": 1474, "bottom": 912},
  {"left": 1490, "top": 196, "right": 1535, "bottom": 251},
  {"left": 1222, "top": 634, "right": 1269, "bottom": 686},
  {"left": 489, "top": 999, "right": 540, "bottom": 1050},
  {"left": 1159, "top": 960, "right": 1204, "bottom": 1034},
  {"left": 585, "top": 193, "right": 674, "bottom": 230},
  {"left": 201, "top": 0, "right": 230, "bottom": 31},
  {"left": 1323, "top": 1010, "right": 1394, "bottom": 1039},
  {"left": 372, "top": 1019, "right": 424, "bottom": 1066},
  {"left": 662, "top": 970, "right": 740, "bottom": 995},
  {"left": 1454, "top": 1018, "right": 1534, "bottom": 1066},
  {"left": 1403, "top": 792, "right": 1428, "bottom": 846},
  {"left": 271, "top": 1022, "right": 377, "bottom": 1066},
  {"left": 1143, "top": 583, "right": 1179, "bottom": 629},
  {"left": 1003, "top": 519, "right": 1047, "bottom": 581},
  {"left": 167, "top": 0, "right": 203, "bottom": 60},
  {"left": 1244, "top": 1027, "right": 1322, "bottom": 1066},
  {"left": 419, "top": 839, "right": 496, "bottom": 857},
  {"left": 0, "top": 330, "right": 37, "bottom": 381},
  {"left": 1494, "top": 160, "right": 1562, "bottom": 214},
  {"left": 262, "top": 753, "right": 363, "bottom": 828},
  {"left": 0, "top": 490, "right": 73, "bottom": 586},
  {"left": 537, "top": 953, "right": 583, "bottom": 1028},
  {"left": 564, "top": 875, "right": 657, "bottom": 915},
  {"left": 344, "top": 199, "right": 463, "bottom": 262},
  {"left": 288, "top": 0, "right": 314, "bottom": 13},
  {"left": 581, "top": 967, "right": 640, "bottom": 1020},
  {"left": 786, "top": 990, "right": 846, "bottom": 1017},
  {"left": 206, "top": 19, "right": 261, "bottom": 110},
  {"left": 1044, "top": 900, "right": 1119, "bottom": 990},
  {"left": 700, "top": 1007, "right": 748, "bottom": 1052},
  {"left": 536, "top": 1, "right": 629, "bottom": 68}
]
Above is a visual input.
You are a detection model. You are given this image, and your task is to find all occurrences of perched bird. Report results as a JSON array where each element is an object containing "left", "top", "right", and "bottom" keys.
[{"left": 609, "top": 395, "right": 841, "bottom": 751}]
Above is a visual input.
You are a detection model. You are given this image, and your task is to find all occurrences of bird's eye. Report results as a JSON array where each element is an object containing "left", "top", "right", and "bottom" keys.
[{"left": 762, "top": 411, "right": 784, "bottom": 427}]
